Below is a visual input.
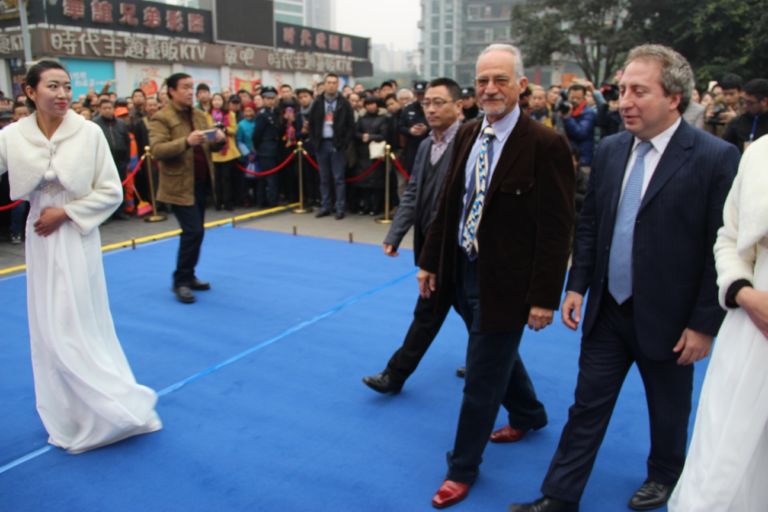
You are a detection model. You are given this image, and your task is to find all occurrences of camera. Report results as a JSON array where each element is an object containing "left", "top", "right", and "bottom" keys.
[
  {"left": 601, "top": 84, "right": 619, "bottom": 102},
  {"left": 556, "top": 101, "right": 572, "bottom": 115},
  {"left": 708, "top": 103, "right": 728, "bottom": 125}
]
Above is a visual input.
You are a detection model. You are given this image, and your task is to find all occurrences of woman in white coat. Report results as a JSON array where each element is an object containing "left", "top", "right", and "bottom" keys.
[
  {"left": 0, "top": 61, "right": 161, "bottom": 454},
  {"left": 669, "top": 134, "right": 768, "bottom": 511}
]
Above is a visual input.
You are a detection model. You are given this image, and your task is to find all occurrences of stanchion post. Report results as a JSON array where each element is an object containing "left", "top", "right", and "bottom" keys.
[
  {"left": 143, "top": 146, "right": 167, "bottom": 223},
  {"left": 375, "top": 144, "right": 393, "bottom": 225},
  {"left": 293, "top": 141, "right": 312, "bottom": 214}
]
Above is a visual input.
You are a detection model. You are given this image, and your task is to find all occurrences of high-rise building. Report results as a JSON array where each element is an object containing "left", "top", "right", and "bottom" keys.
[
  {"left": 419, "top": 0, "right": 519, "bottom": 86},
  {"left": 418, "top": 0, "right": 461, "bottom": 80},
  {"left": 273, "top": 0, "right": 333, "bottom": 29},
  {"left": 274, "top": 0, "right": 304, "bottom": 25},
  {"left": 305, "top": 0, "right": 334, "bottom": 31}
]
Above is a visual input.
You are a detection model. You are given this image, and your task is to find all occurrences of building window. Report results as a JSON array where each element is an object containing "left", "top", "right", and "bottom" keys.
[
  {"left": 431, "top": 64, "right": 439, "bottom": 77},
  {"left": 431, "top": 31, "right": 439, "bottom": 44},
  {"left": 445, "top": 31, "right": 453, "bottom": 44},
  {"left": 443, "top": 48, "right": 452, "bottom": 61},
  {"left": 431, "top": 48, "right": 439, "bottom": 62},
  {"left": 275, "top": 13, "right": 302, "bottom": 24}
]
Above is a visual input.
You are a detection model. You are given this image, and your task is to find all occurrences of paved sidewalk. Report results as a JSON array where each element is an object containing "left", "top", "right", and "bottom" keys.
[{"left": 0, "top": 204, "right": 413, "bottom": 273}]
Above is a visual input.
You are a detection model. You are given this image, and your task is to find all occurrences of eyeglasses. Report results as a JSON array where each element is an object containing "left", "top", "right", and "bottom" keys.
[
  {"left": 420, "top": 98, "right": 453, "bottom": 108},
  {"left": 475, "top": 75, "right": 512, "bottom": 87}
]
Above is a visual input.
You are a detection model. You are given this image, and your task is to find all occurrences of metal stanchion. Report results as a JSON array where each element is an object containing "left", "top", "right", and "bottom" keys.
[
  {"left": 143, "top": 145, "right": 167, "bottom": 223},
  {"left": 293, "top": 141, "right": 312, "bottom": 214},
  {"left": 375, "top": 144, "right": 393, "bottom": 225}
]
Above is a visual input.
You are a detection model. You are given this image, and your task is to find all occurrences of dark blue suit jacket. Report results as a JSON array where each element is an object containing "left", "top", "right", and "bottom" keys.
[{"left": 567, "top": 120, "right": 740, "bottom": 360}]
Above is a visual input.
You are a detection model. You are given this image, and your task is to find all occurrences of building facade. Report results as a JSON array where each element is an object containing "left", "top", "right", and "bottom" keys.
[{"left": 0, "top": 0, "right": 369, "bottom": 98}]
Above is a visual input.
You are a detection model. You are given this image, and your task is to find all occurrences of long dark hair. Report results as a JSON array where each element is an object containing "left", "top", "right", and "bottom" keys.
[{"left": 24, "top": 60, "right": 69, "bottom": 111}]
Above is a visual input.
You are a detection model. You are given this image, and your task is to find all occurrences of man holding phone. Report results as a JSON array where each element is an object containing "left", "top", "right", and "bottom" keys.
[{"left": 149, "top": 72, "right": 225, "bottom": 304}]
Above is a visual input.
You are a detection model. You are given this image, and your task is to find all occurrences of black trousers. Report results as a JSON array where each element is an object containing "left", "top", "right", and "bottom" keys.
[
  {"left": 256, "top": 156, "right": 279, "bottom": 207},
  {"left": 214, "top": 160, "right": 235, "bottom": 209},
  {"left": 447, "top": 252, "right": 547, "bottom": 484},
  {"left": 172, "top": 179, "right": 208, "bottom": 287},
  {"left": 541, "top": 294, "right": 693, "bottom": 503},
  {"left": 385, "top": 292, "right": 453, "bottom": 382}
]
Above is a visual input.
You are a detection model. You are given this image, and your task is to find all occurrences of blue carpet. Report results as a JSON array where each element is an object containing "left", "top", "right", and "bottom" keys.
[{"left": 0, "top": 226, "right": 706, "bottom": 511}]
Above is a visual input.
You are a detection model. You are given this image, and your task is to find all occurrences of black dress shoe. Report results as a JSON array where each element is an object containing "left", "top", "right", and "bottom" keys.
[
  {"left": 190, "top": 279, "right": 211, "bottom": 291},
  {"left": 362, "top": 371, "right": 403, "bottom": 394},
  {"left": 315, "top": 210, "right": 331, "bottom": 218},
  {"left": 509, "top": 496, "right": 579, "bottom": 512},
  {"left": 456, "top": 366, "right": 466, "bottom": 378},
  {"left": 335, "top": 211, "right": 345, "bottom": 220},
  {"left": 173, "top": 285, "right": 195, "bottom": 304},
  {"left": 628, "top": 481, "right": 672, "bottom": 510}
]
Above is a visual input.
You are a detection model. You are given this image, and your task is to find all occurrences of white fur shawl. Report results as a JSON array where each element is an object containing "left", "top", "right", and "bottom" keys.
[{"left": 0, "top": 110, "right": 122, "bottom": 234}]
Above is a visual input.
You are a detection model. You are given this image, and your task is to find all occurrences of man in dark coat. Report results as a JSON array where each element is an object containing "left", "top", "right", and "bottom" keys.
[
  {"left": 362, "top": 78, "right": 464, "bottom": 392},
  {"left": 307, "top": 73, "right": 355, "bottom": 219},
  {"left": 418, "top": 44, "right": 575, "bottom": 509},
  {"left": 93, "top": 98, "right": 131, "bottom": 220},
  {"left": 252, "top": 86, "right": 281, "bottom": 207},
  {"left": 398, "top": 80, "right": 429, "bottom": 175}
]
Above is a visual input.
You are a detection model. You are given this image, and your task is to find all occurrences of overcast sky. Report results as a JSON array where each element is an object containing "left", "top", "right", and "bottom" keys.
[{"left": 334, "top": 0, "right": 420, "bottom": 50}]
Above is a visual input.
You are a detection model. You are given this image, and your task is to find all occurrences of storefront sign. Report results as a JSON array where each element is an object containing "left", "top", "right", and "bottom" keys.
[
  {"left": 47, "top": 0, "right": 213, "bottom": 42},
  {"left": 262, "top": 50, "right": 353, "bottom": 74},
  {"left": 276, "top": 22, "right": 368, "bottom": 60},
  {"left": 9, "top": 29, "right": 373, "bottom": 78}
]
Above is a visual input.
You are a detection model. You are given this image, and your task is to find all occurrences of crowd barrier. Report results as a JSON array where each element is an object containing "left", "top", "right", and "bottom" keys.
[{"left": 0, "top": 143, "right": 414, "bottom": 222}]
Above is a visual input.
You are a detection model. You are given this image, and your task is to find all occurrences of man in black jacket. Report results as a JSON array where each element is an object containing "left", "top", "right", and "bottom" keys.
[
  {"left": 94, "top": 98, "right": 131, "bottom": 219},
  {"left": 252, "top": 86, "right": 281, "bottom": 208},
  {"left": 723, "top": 78, "right": 768, "bottom": 153},
  {"left": 307, "top": 73, "right": 355, "bottom": 219}
]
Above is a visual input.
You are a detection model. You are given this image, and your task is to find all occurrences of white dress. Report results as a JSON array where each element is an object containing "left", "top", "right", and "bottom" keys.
[
  {"left": 0, "top": 111, "right": 161, "bottom": 454},
  {"left": 669, "top": 136, "right": 768, "bottom": 511}
]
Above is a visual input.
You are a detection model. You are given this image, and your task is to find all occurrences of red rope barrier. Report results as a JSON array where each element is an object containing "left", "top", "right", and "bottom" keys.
[
  {"left": 391, "top": 155, "right": 411, "bottom": 180},
  {"left": 0, "top": 156, "right": 146, "bottom": 212},
  {"left": 344, "top": 159, "right": 382, "bottom": 184},
  {"left": 121, "top": 154, "right": 147, "bottom": 187},
  {"left": 302, "top": 150, "right": 320, "bottom": 170},
  {"left": 235, "top": 151, "right": 297, "bottom": 177},
  {"left": 0, "top": 199, "right": 23, "bottom": 212}
]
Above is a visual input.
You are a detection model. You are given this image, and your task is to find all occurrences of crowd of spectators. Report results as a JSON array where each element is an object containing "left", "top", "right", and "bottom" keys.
[{"left": 2, "top": 65, "right": 767, "bottom": 245}]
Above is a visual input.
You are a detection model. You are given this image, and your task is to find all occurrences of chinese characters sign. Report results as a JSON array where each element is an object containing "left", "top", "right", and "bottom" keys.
[
  {"left": 48, "top": 0, "right": 212, "bottom": 41},
  {"left": 31, "top": 29, "right": 365, "bottom": 76},
  {"left": 276, "top": 22, "right": 369, "bottom": 60}
]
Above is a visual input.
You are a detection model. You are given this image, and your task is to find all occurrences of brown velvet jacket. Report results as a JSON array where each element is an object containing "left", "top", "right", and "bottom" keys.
[{"left": 418, "top": 113, "right": 575, "bottom": 331}]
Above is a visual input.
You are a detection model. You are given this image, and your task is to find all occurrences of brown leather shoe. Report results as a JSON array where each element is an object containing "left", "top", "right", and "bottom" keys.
[
  {"left": 431, "top": 480, "right": 470, "bottom": 509},
  {"left": 490, "top": 425, "right": 528, "bottom": 443}
]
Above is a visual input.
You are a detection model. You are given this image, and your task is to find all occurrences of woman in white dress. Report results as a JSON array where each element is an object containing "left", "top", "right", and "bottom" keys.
[
  {"left": 0, "top": 61, "right": 161, "bottom": 454},
  {"left": 669, "top": 135, "right": 768, "bottom": 511}
]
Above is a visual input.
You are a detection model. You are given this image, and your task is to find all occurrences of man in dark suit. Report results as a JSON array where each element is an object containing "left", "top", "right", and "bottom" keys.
[
  {"left": 510, "top": 45, "right": 741, "bottom": 512},
  {"left": 307, "top": 73, "right": 355, "bottom": 219},
  {"left": 362, "top": 77, "right": 463, "bottom": 393},
  {"left": 418, "top": 44, "right": 575, "bottom": 508}
]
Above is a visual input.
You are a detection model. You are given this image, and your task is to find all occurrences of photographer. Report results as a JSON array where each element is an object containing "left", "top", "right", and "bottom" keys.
[
  {"left": 596, "top": 83, "right": 622, "bottom": 137},
  {"left": 706, "top": 74, "right": 743, "bottom": 136},
  {"left": 722, "top": 78, "right": 768, "bottom": 153},
  {"left": 558, "top": 83, "right": 596, "bottom": 218}
]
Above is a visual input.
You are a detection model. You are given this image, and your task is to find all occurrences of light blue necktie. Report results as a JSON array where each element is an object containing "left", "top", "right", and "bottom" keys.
[
  {"left": 608, "top": 141, "right": 653, "bottom": 304},
  {"left": 461, "top": 126, "right": 495, "bottom": 259}
]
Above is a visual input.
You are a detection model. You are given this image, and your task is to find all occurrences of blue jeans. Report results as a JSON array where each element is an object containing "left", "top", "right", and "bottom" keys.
[{"left": 317, "top": 140, "right": 346, "bottom": 213}]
